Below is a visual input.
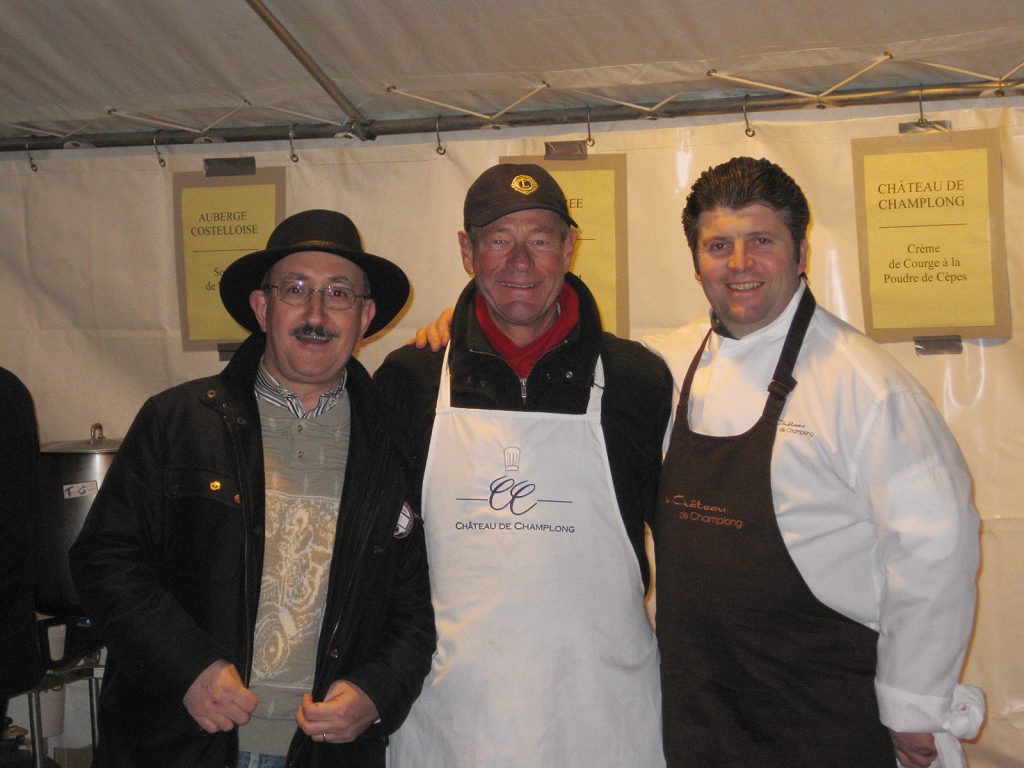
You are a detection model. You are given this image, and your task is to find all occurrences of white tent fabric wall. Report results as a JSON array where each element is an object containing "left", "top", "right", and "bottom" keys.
[{"left": 1, "top": 99, "right": 1021, "bottom": 765}]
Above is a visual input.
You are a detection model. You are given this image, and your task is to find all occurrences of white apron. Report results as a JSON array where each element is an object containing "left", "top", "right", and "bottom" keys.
[{"left": 388, "top": 349, "right": 665, "bottom": 768}]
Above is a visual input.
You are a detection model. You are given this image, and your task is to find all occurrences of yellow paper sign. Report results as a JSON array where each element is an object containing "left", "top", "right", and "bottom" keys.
[
  {"left": 173, "top": 168, "right": 285, "bottom": 345},
  {"left": 865, "top": 148, "right": 992, "bottom": 327},
  {"left": 504, "top": 155, "right": 628, "bottom": 335},
  {"left": 852, "top": 130, "right": 1009, "bottom": 341}
]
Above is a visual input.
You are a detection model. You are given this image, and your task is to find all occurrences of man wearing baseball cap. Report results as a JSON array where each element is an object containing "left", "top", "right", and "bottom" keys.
[
  {"left": 71, "top": 210, "right": 434, "bottom": 768},
  {"left": 377, "top": 164, "right": 671, "bottom": 766}
]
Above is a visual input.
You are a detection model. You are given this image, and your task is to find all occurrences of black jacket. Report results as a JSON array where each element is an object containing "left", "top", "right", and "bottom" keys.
[
  {"left": 70, "top": 334, "right": 434, "bottom": 768},
  {"left": 0, "top": 367, "right": 44, "bottom": 699},
  {"left": 374, "top": 273, "right": 672, "bottom": 588}
]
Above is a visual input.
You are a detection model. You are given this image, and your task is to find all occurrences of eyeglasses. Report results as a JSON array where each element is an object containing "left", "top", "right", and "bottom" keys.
[{"left": 263, "top": 279, "right": 369, "bottom": 310}]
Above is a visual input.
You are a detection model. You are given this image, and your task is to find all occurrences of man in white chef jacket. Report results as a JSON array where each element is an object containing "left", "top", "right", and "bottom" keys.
[
  {"left": 376, "top": 163, "right": 672, "bottom": 767},
  {"left": 646, "top": 156, "right": 983, "bottom": 768}
]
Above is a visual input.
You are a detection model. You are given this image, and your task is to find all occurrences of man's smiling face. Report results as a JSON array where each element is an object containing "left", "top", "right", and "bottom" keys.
[
  {"left": 695, "top": 203, "right": 808, "bottom": 338},
  {"left": 249, "top": 250, "right": 374, "bottom": 408},
  {"left": 460, "top": 208, "right": 576, "bottom": 347}
]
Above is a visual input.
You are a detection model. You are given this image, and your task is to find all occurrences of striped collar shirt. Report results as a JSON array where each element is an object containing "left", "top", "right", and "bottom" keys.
[{"left": 254, "top": 358, "right": 347, "bottom": 419}]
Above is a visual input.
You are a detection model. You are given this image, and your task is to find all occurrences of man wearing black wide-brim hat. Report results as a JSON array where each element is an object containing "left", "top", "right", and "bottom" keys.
[{"left": 71, "top": 210, "right": 434, "bottom": 768}]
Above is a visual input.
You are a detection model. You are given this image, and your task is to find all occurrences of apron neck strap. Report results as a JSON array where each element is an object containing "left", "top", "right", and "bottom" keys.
[
  {"left": 761, "top": 286, "right": 817, "bottom": 425},
  {"left": 678, "top": 285, "right": 818, "bottom": 427},
  {"left": 586, "top": 357, "right": 605, "bottom": 417}
]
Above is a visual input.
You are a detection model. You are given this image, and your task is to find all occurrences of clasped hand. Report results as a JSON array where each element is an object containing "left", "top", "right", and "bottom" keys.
[{"left": 183, "top": 660, "right": 378, "bottom": 743}]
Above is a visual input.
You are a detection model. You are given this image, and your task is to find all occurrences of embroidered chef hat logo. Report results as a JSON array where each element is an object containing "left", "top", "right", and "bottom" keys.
[
  {"left": 503, "top": 446, "right": 521, "bottom": 472},
  {"left": 393, "top": 502, "right": 414, "bottom": 539},
  {"left": 510, "top": 174, "right": 539, "bottom": 196}
]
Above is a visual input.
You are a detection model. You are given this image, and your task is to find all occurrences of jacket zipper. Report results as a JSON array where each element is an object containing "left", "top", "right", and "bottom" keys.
[
  {"left": 319, "top": 410, "right": 392, "bottom": 691},
  {"left": 322, "top": 487, "right": 382, "bottom": 672},
  {"left": 211, "top": 392, "right": 255, "bottom": 767},
  {"left": 472, "top": 338, "right": 571, "bottom": 407},
  {"left": 222, "top": 403, "right": 255, "bottom": 685}
]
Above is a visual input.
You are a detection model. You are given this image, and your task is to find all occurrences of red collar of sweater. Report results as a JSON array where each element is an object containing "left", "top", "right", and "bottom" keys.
[{"left": 474, "top": 283, "right": 579, "bottom": 378}]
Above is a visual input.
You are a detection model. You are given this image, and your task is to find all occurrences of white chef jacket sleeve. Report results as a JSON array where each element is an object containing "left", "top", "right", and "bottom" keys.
[{"left": 856, "top": 387, "right": 981, "bottom": 734}]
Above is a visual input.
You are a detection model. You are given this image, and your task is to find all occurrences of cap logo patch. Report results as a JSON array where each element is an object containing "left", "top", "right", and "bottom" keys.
[{"left": 510, "top": 174, "right": 539, "bottom": 196}]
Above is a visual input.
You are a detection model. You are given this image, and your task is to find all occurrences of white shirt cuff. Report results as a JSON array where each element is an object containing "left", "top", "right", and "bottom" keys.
[{"left": 876, "top": 681, "right": 985, "bottom": 738}]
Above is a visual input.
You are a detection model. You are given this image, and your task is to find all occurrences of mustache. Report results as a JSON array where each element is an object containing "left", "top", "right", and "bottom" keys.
[{"left": 289, "top": 323, "right": 340, "bottom": 341}]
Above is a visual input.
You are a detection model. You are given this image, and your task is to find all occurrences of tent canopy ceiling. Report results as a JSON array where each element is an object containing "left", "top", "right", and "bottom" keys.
[{"left": 2, "top": 0, "right": 1023, "bottom": 151}]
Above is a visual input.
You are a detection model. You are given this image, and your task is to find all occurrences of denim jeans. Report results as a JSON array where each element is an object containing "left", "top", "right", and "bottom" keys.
[{"left": 238, "top": 751, "right": 288, "bottom": 768}]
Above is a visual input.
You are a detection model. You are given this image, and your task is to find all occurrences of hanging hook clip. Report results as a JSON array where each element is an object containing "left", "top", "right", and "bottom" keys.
[
  {"left": 917, "top": 85, "right": 927, "bottom": 125},
  {"left": 152, "top": 135, "right": 166, "bottom": 167},
  {"left": 435, "top": 116, "right": 447, "bottom": 156},
  {"left": 25, "top": 143, "right": 38, "bottom": 172},
  {"left": 742, "top": 95, "right": 756, "bottom": 137},
  {"left": 288, "top": 125, "right": 299, "bottom": 163},
  {"left": 586, "top": 107, "right": 596, "bottom": 147},
  {"left": 434, "top": 116, "right": 446, "bottom": 155}
]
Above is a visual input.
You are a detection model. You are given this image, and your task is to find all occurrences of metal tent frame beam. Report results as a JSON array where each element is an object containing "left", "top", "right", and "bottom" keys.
[{"left": 3, "top": 79, "right": 1021, "bottom": 154}]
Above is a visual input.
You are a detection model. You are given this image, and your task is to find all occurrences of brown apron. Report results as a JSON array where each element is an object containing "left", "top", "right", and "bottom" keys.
[{"left": 656, "top": 289, "right": 895, "bottom": 767}]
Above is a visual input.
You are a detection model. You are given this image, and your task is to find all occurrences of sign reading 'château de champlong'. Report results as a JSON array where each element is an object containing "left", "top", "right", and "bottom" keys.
[{"left": 852, "top": 129, "right": 1010, "bottom": 342}]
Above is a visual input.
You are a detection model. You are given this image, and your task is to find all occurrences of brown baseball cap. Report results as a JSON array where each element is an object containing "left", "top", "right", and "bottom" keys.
[{"left": 463, "top": 163, "right": 578, "bottom": 230}]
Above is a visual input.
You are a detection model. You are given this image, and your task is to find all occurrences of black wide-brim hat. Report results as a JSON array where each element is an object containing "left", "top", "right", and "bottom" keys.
[{"left": 220, "top": 209, "right": 409, "bottom": 338}]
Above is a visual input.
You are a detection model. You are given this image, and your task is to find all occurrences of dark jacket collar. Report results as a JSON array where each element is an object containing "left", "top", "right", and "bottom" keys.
[{"left": 217, "top": 332, "right": 375, "bottom": 420}]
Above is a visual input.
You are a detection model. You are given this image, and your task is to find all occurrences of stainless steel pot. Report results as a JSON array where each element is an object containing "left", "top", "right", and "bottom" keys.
[{"left": 35, "top": 422, "right": 121, "bottom": 615}]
